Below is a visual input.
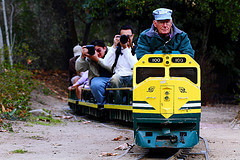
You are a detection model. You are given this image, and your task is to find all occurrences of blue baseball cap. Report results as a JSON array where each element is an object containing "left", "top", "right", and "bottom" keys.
[{"left": 153, "top": 8, "right": 172, "bottom": 20}]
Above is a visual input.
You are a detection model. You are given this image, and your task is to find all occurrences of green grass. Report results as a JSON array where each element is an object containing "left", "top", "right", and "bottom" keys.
[
  {"left": 11, "top": 149, "right": 28, "bottom": 154},
  {"left": 27, "top": 135, "right": 44, "bottom": 140},
  {"left": 30, "top": 115, "right": 62, "bottom": 126}
]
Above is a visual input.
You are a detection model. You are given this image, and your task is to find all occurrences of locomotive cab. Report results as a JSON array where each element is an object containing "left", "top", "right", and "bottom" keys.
[{"left": 133, "top": 52, "right": 201, "bottom": 148}]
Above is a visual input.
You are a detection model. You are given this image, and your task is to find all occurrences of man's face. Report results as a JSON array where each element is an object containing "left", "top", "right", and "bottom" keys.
[
  {"left": 95, "top": 46, "right": 106, "bottom": 58},
  {"left": 120, "top": 29, "right": 134, "bottom": 47},
  {"left": 153, "top": 19, "right": 172, "bottom": 35}
]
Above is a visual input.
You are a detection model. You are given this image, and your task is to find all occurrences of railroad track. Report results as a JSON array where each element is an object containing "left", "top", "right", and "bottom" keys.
[
  {"left": 123, "top": 136, "right": 210, "bottom": 160},
  {"left": 97, "top": 121, "right": 210, "bottom": 160}
]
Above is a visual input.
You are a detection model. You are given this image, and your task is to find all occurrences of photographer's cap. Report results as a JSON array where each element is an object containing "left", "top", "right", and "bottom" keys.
[
  {"left": 153, "top": 8, "right": 172, "bottom": 20},
  {"left": 73, "top": 44, "right": 82, "bottom": 57}
]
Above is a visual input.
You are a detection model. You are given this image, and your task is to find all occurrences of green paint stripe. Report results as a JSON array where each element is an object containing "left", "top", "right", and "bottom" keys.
[
  {"left": 133, "top": 101, "right": 147, "bottom": 103},
  {"left": 133, "top": 107, "right": 155, "bottom": 110},
  {"left": 180, "top": 107, "right": 201, "bottom": 110},
  {"left": 187, "top": 101, "right": 201, "bottom": 103}
]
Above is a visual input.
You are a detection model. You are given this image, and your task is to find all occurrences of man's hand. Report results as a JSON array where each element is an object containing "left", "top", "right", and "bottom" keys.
[
  {"left": 82, "top": 46, "right": 89, "bottom": 58},
  {"left": 82, "top": 46, "right": 99, "bottom": 62},
  {"left": 113, "top": 35, "right": 120, "bottom": 49}
]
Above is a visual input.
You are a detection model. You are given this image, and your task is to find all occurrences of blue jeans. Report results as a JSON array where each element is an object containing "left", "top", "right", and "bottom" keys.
[
  {"left": 90, "top": 77, "right": 111, "bottom": 105},
  {"left": 110, "top": 74, "right": 133, "bottom": 104}
]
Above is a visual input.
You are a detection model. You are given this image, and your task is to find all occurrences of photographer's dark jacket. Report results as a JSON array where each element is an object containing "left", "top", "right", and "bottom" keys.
[{"left": 136, "top": 23, "right": 195, "bottom": 59}]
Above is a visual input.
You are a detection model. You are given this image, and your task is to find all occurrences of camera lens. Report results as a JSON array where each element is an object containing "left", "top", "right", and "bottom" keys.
[{"left": 120, "top": 34, "right": 128, "bottom": 44}]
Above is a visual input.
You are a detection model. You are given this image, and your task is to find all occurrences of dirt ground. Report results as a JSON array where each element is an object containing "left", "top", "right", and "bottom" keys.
[{"left": 0, "top": 90, "right": 239, "bottom": 160}]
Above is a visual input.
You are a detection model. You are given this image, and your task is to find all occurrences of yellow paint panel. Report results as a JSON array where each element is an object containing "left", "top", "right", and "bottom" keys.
[
  {"left": 68, "top": 99, "right": 77, "bottom": 104},
  {"left": 133, "top": 79, "right": 162, "bottom": 113},
  {"left": 78, "top": 101, "right": 98, "bottom": 108},
  {"left": 104, "top": 104, "right": 132, "bottom": 110},
  {"left": 133, "top": 78, "right": 201, "bottom": 115}
]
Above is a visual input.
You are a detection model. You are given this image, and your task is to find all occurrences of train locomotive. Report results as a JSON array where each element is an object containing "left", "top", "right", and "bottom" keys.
[{"left": 68, "top": 51, "right": 201, "bottom": 149}]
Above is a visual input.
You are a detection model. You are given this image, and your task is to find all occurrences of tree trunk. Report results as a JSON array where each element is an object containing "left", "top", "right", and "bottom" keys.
[
  {"left": 2, "top": 0, "right": 13, "bottom": 66},
  {"left": 82, "top": 22, "right": 92, "bottom": 45},
  {"left": 51, "top": 0, "right": 78, "bottom": 69},
  {"left": 0, "top": 26, "right": 4, "bottom": 68},
  {"left": 202, "top": 20, "right": 211, "bottom": 55}
]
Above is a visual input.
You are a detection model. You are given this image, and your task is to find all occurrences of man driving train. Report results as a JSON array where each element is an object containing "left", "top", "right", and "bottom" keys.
[{"left": 135, "top": 8, "right": 195, "bottom": 59}]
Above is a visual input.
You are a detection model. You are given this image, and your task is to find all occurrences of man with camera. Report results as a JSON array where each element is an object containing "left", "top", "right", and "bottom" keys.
[
  {"left": 86, "top": 25, "right": 138, "bottom": 104},
  {"left": 75, "top": 40, "right": 112, "bottom": 104},
  {"left": 135, "top": 8, "right": 194, "bottom": 59}
]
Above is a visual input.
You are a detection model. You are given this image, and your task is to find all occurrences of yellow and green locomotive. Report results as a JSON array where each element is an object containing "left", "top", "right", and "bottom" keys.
[
  {"left": 68, "top": 52, "right": 201, "bottom": 148},
  {"left": 133, "top": 52, "right": 201, "bottom": 148}
]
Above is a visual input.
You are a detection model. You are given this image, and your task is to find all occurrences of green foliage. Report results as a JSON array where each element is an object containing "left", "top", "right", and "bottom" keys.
[
  {"left": 193, "top": 0, "right": 240, "bottom": 40},
  {"left": 13, "top": 43, "right": 40, "bottom": 70},
  {"left": 0, "top": 120, "right": 14, "bottom": 132},
  {"left": 13, "top": 0, "right": 67, "bottom": 70},
  {"left": 0, "top": 67, "right": 35, "bottom": 121},
  {"left": 42, "top": 87, "right": 52, "bottom": 96},
  {"left": 118, "top": 0, "right": 149, "bottom": 17}
]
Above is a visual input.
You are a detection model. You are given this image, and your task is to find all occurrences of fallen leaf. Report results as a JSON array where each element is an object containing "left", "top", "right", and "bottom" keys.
[
  {"left": 113, "top": 136, "right": 122, "bottom": 141},
  {"left": 27, "top": 59, "right": 32, "bottom": 65},
  {"left": 99, "top": 152, "right": 118, "bottom": 157},
  {"left": 114, "top": 143, "right": 129, "bottom": 150},
  {"left": 83, "top": 121, "right": 91, "bottom": 124},
  {"left": 6, "top": 108, "right": 13, "bottom": 112},
  {"left": 56, "top": 115, "right": 73, "bottom": 119},
  {"left": 39, "top": 118, "right": 50, "bottom": 122},
  {"left": 1, "top": 104, "right": 6, "bottom": 112},
  {"left": 0, "top": 130, "right": 7, "bottom": 132},
  {"left": 53, "top": 73, "right": 59, "bottom": 76}
]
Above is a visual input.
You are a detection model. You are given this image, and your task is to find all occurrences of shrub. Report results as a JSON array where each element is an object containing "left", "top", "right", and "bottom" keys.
[{"left": 0, "top": 66, "right": 36, "bottom": 121}]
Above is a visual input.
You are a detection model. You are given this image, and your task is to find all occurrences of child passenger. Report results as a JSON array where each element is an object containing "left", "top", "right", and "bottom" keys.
[
  {"left": 68, "top": 45, "right": 89, "bottom": 100},
  {"left": 68, "top": 70, "right": 89, "bottom": 100}
]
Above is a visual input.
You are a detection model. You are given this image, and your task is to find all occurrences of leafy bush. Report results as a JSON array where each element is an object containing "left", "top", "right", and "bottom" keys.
[
  {"left": 0, "top": 66, "right": 36, "bottom": 122},
  {"left": 13, "top": 43, "right": 40, "bottom": 70}
]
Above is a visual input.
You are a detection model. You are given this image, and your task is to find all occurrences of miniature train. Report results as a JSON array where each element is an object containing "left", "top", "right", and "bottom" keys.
[{"left": 68, "top": 52, "right": 201, "bottom": 148}]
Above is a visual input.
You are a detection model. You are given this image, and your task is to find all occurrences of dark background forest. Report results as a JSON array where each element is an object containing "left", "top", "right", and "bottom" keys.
[{"left": 0, "top": 0, "right": 239, "bottom": 104}]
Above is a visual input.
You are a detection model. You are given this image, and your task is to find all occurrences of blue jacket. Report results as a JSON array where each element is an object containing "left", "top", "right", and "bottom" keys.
[{"left": 136, "top": 23, "right": 195, "bottom": 59}]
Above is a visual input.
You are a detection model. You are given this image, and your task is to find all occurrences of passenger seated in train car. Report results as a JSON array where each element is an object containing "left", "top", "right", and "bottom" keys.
[
  {"left": 87, "top": 25, "right": 138, "bottom": 104},
  {"left": 135, "top": 8, "right": 195, "bottom": 59},
  {"left": 75, "top": 40, "right": 112, "bottom": 104},
  {"left": 68, "top": 44, "right": 82, "bottom": 85},
  {"left": 68, "top": 70, "right": 89, "bottom": 100}
]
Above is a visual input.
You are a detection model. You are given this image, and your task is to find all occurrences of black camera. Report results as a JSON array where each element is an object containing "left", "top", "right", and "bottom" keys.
[
  {"left": 85, "top": 45, "right": 95, "bottom": 55},
  {"left": 119, "top": 34, "right": 129, "bottom": 44}
]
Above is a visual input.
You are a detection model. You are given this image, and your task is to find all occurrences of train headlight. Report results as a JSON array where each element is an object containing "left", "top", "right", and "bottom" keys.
[
  {"left": 164, "top": 96, "right": 170, "bottom": 101},
  {"left": 164, "top": 55, "right": 171, "bottom": 66}
]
